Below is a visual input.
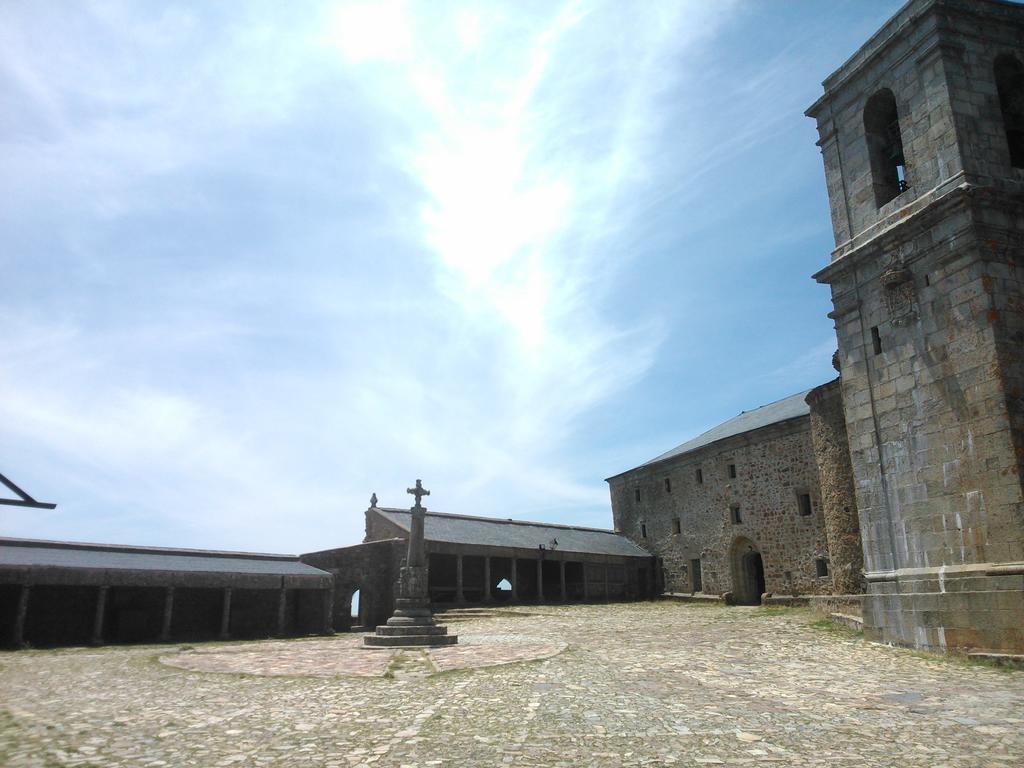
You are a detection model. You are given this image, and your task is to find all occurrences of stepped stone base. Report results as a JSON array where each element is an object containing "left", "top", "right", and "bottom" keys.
[
  {"left": 375, "top": 624, "right": 449, "bottom": 637},
  {"left": 362, "top": 595, "right": 459, "bottom": 648},
  {"left": 365, "top": 554, "right": 459, "bottom": 648},
  {"left": 864, "top": 565, "right": 1024, "bottom": 653},
  {"left": 363, "top": 632, "right": 459, "bottom": 647}
]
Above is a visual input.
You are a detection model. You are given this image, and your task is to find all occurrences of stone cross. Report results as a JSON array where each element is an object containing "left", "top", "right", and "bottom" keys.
[
  {"left": 404, "top": 478, "right": 430, "bottom": 569},
  {"left": 407, "top": 479, "right": 430, "bottom": 509}
]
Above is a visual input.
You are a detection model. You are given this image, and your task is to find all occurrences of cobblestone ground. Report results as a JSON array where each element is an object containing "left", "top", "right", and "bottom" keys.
[{"left": 2, "top": 602, "right": 1022, "bottom": 767}]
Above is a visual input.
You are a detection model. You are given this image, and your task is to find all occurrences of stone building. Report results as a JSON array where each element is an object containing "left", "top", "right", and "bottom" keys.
[
  {"left": 2, "top": 498, "right": 655, "bottom": 649},
  {"left": 303, "top": 503, "right": 657, "bottom": 633},
  {"left": 807, "top": 0, "right": 1024, "bottom": 653},
  {"left": 607, "top": 389, "right": 862, "bottom": 604},
  {"left": 1, "top": 537, "right": 334, "bottom": 648}
]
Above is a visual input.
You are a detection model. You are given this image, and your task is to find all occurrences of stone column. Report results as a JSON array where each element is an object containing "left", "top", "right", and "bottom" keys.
[
  {"left": 219, "top": 587, "right": 232, "bottom": 640},
  {"left": 160, "top": 587, "right": 174, "bottom": 642},
  {"left": 407, "top": 497, "right": 427, "bottom": 567},
  {"left": 13, "top": 584, "right": 30, "bottom": 648},
  {"left": 536, "top": 559, "right": 544, "bottom": 603},
  {"left": 91, "top": 586, "right": 108, "bottom": 646},
  {"left": 559, "top": 561, "right": 567, "bottom": 602},
  {"left": 483, "top": 556, "right": 492, "bottom": 603},
  {"left": 322, "top": 583, "right": 335, "bottom": 635},
  {"left": 806, "top": 379, "right": 864, "bottom": 594},
  {"left": 364, "top": 479, "right": 458, "bottom": 648},
  {"left": 510, "top": 559, "right": 519, "bottom": 601},
  {"left": 276, "top": 587, "right": 288, "bottom": 637},
  {"left": 456, "top": 555, "right": 465, "bottom": 603}
]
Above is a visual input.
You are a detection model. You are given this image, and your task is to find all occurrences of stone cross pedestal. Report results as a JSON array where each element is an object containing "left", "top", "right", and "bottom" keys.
[{"left": 364, "top": 480, "right": 457, "bottom": 648}]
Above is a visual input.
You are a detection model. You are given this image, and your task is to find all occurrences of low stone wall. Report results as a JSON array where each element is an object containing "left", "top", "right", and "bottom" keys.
[
  {"left": 762, "top": 595, "right": 810, "bottom": 608},
  {"left": 661, "top": 592, "right": 725, "bottom": 604},
  {"left": 807, "top": 593, "right": 864, "bottom": 620}
]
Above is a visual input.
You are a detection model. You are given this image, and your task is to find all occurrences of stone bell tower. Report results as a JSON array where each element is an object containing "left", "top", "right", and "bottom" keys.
[{"left": 808, "top": 0, "right": 1024, "bottom": 654}]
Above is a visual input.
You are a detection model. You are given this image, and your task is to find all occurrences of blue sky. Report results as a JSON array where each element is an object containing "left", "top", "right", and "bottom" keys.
[{"left": 1, "top": 0, "right": 904, "bottom": 553}]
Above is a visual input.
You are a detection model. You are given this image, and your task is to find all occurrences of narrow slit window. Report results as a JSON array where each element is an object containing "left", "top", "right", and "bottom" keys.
[
  {"left": 871, "top": 326, "right": 883, "bottom": 355},
  {"left": 640, "top": 523, "right": 647, "bottom": 538},
  {"left": 672, "top": 517, "right": 681, "bottom": 535},
  {"left": 664, "top": 477, "right": 672, "bottom": 494},
  {"left": 864, "top": 88, "right": 908, "bottom": 207},
  {"left": 730, "top": 505, "right": 742, "bottom": 525},
  {"left": 634, "top": 488, "right": 641, "bottom": 503},
  {"left": 798, "top": 493, "right": 813, "bottom": 517},
  {"left": 995, "top": 54, "right": 1024, "bottom": 168},
  {"left": 815, "top": 558, "right": 830, "bottom": 578},
  {"left": 695, "top": 468, "right": 703, "bottom": 484},
  {"left": 728, "top": 463, "right": 737, "bottom": 479}
]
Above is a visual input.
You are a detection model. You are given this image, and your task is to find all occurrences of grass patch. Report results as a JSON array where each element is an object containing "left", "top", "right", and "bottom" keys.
[
  {"left": 808, "top": 616, "right": 863, "bottom": 639},
  {"left": 758, "top": 606, "right": 801, "bottom": 617},
  {"left": 661, "top": 597, "right": 724, "bottom": 608}
]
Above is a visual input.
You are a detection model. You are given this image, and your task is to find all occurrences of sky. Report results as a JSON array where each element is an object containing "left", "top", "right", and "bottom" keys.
[{"left": 1, "top": 0, "right": 906, "bottom": 554}]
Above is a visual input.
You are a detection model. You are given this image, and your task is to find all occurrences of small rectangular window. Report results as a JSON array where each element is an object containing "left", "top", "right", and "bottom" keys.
[
  {"left": 816, "top": 558, "right": 829, "bottom": 578},
  {"left": 672, "top": 518, "right": 681, "bottom": 535},
  {"left": 728, "top": 464, "right": 737, "bottom": 479},
  {"left": 634, "top": 488, "right": 641, "bottom": 503},
  {"left": 798, "top": 493, "right": 813, "bottom": 517},
  {"left": 640, "top": 523, "right": 647, "bottom": 538},
  {"left": 730, "top": 505, "right": 742, "bottom": 524},
  {"left": 695, "top": 468, "right": 703, "bottom": 484},
  {"left": 871, "top": 326, "right": 882, "bottom": 355},
  {"left": 664, "top": 477, "right": 672, "bottom": 494}
]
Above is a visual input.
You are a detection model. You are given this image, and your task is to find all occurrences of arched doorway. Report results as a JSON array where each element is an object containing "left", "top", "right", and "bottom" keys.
[
  {"left": 494, "top": 578, "right": 513, "bottom": 602},
  {"left": 730, "top": 538, "right": 765, "bottom": 605}
]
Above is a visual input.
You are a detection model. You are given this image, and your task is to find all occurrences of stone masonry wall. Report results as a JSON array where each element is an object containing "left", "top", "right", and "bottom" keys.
[
  {"left": 808, "top": 0, "right": 1024, "bottom": 652},
  {"left": 300, "top": 538, "right": 405, "bottom": 631},
  {"left": 365, "top": 509, "right": 409, "bottom": 545},
  {"left": 806, "top": 378, "right": 865, "bottom": 594},
  {"left": 609, "top": 417, "right": 832, "bottom": 599}
]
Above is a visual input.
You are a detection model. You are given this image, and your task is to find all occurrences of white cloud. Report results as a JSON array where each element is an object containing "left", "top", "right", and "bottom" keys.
[{"left": 0, "top": 0, "right": 741, "bottom": 551}]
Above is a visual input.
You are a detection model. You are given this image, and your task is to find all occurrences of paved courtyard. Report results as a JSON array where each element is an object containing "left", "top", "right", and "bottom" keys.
[{"left": 1, "top": 602, "right": 1022, "bottom": 767}]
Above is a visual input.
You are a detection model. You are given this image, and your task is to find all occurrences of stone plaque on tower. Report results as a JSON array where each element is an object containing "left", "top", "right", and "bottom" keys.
[{"left": 364, "top": 480, "right": 457, "bottom": 647}]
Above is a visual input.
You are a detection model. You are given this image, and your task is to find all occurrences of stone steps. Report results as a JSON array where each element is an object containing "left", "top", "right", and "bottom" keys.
[
  {"left": 374, "top": 625, "right": 449, "bottom": 637},
  {"left": 363, "top": 633, "right": 459, "bottom": 648}
]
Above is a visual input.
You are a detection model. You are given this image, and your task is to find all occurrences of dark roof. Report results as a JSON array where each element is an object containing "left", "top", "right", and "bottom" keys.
[
  {"left": 609, "top": 389, "right": 813, "bottom": 479},
  {"left": 0, "top": 537, "right": 331, "bottom": 578},
  {"left": 372, "top": 509, "right": 651, "bottom": 558}
]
